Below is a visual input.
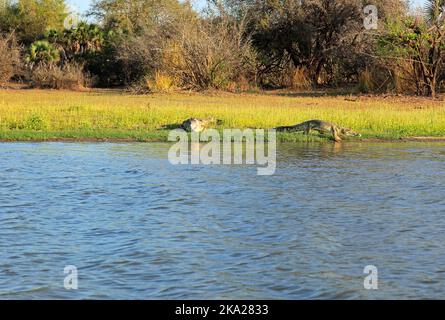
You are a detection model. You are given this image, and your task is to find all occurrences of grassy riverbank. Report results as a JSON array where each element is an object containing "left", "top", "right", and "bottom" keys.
[{"left": 0, "top": 89, "right": 444, "bottom": 142}]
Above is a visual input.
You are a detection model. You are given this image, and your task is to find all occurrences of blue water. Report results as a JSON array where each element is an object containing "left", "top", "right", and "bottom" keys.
[{"left": 1, "top": 142, "right": 445, "bottom": 299}]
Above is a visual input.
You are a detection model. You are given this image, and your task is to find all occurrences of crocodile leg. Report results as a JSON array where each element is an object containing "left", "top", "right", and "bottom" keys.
[{"left": 332, "top": 126, "right": 342, "bottom": 142}]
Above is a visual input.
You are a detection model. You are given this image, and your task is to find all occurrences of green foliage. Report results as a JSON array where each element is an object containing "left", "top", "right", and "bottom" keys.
[
  {"left": 0, "top": 0, "right": 67, "bottom": 44},
  {"left": 34, "top": 23, "right": 120, "bottom": 86},
  {"left": 239, "top": 0, "right": 365, "bottom": 85},
  {"left": 26, "top": 40, "right": 60, "bottom": 64},
  {"left": 46, "top": 23, "right": 106, "bottom": 58},
  {"left": 1, "top": 0, "right": 445, "bottom": 95},
  {"left": 94, "top": 0, "right": 198, "bottom": 85},
  {"left": 25, "top": 114, "right": 47, "bottom": 130},
  {"left": 90, "top": 0, "right": 196, "bottom": 35},
  {"left": 377, "top": 2, "right": 445, "bottom": 97},
  {"left": 425, "top": 0, "right": 445, "bottom": 21}
]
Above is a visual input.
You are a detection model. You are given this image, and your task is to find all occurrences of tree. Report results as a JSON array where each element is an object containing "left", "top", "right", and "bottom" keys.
[
  {"left": 0, "top": 0, "right": 67, "bottom": 44},
  {"left": 26, "top": 40, "right": 60, "bottom": 67},
  {"left": 214, "top": 0, "right": 410, "bottom": 88},
  {"left": 0, "top": 33, "right": 21, "bottom": 85},
  {"left": 91, "top": 0, "right": 197, "bottom": 84},
  {"left": 46, "top": 23, "right": 106, "bottom": 61},
  {"left": 221, "top": 0, "right": 364, "bottom": 85},
  {"left": 167, "top": 12, "right": 255, "bottom": 90},
  {"left": 378, "top": 0, "right": 445, "bottom": 97},
  {"left": 90, "top": 0, "right": 196, "bottom": 35}
]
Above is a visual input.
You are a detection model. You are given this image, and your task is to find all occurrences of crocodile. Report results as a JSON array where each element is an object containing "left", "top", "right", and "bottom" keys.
[
  {"left": 275, "top": 120, "right": 361, "bottom": 142},
  {"left": 181, "top": 117, "right": 216, "bottom": 133}
]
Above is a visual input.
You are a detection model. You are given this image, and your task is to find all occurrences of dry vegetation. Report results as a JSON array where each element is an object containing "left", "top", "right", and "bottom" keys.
[
  {"left": 29, "top": 62, "right": 91, "bottom": 90},
  {"left": 0, "top": 34, "right": 21, "bottom": 86}
]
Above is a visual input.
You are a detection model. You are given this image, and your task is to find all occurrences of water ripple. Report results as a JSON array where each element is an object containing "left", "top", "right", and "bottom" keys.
[{"left": 0, "top": 142, "right": 445, "bottom": 299}]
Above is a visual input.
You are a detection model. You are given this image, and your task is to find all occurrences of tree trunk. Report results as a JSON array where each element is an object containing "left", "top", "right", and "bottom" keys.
[
  {"left": 313, "top": 59, "right": 324, "bottom": 85},
  {"left": 428, "top": 76, "right": 437, "bottom": 99}
]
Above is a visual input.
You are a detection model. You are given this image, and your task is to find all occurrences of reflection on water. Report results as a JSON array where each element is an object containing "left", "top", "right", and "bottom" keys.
[{"left": 0, "top": 142, "right": 445, "bottom": 299}]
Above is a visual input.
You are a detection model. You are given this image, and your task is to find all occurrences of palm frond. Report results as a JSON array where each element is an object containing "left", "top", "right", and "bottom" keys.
[{"left": 425, "top": 0, "right": 445, "bottom": 22}]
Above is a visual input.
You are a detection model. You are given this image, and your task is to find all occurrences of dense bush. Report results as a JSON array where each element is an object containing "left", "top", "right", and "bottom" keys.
[
  {"left": 164, "top": 18, "right": 256, "bottom": 91},
  {"left": 2, "top": 0, "right": 445, "bottom": 97},
  {"left": 0, "top": 33, "right": 21, "bottom": 85},
  {"left": 0, "top": 0, "right": 67, "bottom": 45}
]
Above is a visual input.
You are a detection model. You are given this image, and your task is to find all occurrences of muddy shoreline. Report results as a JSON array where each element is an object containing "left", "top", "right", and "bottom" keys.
[{"left": 2, "top": 137, "right": 445, "bottom": 143}]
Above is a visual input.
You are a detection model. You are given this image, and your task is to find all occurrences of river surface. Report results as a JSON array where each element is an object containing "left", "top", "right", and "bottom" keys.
[{"left": 0, "top": 142, "right": 445, "bottom": 299}]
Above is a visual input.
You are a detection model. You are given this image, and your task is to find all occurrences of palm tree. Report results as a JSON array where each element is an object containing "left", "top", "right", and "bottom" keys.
[
  {"left": 26, "top": 40, "right": 60, "bottom": 68},
  {"left": 86, "top": 24, "right": 105, "bottom": 52},
  {"left": 61, "top": 22, "right": 105, "bottom": 57},
  {"left": 426, "top": 0, "right": 445, "bottom": 22}
]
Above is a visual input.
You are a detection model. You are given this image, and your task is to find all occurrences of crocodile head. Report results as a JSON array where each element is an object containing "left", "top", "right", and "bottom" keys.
[{"left": 341, "top": 128, "right": 361, "bottom": 137}]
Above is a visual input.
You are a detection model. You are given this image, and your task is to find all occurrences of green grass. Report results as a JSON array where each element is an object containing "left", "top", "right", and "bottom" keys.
[
  {"left": 0, "top": 129, "right": 170, "bottom": 142},
  {"left": 0, "top": 89, "right": 444, "bottom": 142}
]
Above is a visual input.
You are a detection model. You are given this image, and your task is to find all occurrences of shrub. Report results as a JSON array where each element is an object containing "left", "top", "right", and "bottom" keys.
[
  {"left": 357, "top": 64, "right": 417, "bottom": 95},
  {"left": 147, "top": 72, "right": 175, "bottom": 92},
  {"left": 0, "top": 33, "right": 21, "bottom": 85},
  {"left": 25, "top": 115, "right": 47, "bottom": 130},
  {"left": 280, "top": 66, "right": 312, "bottom": 91},
  {"left": 161, "top": 16, "right": 256, "bottom": 91},
  {"left": 392, "top": 63, "right": 418, "bottom": 95},
  {"left": 291, "top": 67, "right": 311, "bottom": 90},
  {"left": 358, "top": 68, "right": 376, "bottom": 93},
  {"left": 30, "top": 62, "right": 91, "bottom": 90},
  {"left": 129, "top": 72, "right": 175, "bottom": 94}
]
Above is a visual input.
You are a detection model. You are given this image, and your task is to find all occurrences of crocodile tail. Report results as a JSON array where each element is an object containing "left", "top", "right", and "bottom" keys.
[{"left": 275, "top": 126, "right": 290, "bottom": 132}]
